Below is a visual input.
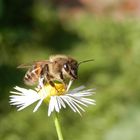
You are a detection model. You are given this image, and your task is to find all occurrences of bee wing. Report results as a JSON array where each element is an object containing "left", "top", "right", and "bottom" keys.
[
  {"left": 34, "top": 60, "right": 52, "bottom": 65},
  {"left": 17, "top": 60, "right": 51, "bottom": 69},
  {"left": 17, "top": 64, "right": 32, "bottom": 69}
]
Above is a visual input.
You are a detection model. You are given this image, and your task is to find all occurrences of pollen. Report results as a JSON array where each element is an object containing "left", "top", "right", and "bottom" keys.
[{"left": 38, "top": 83, "right": 66, "bottom": 103}]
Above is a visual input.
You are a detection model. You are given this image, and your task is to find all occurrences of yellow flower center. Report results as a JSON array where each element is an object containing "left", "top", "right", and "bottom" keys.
[{"left": 37, "top": 83, "right": 66, "bottom": 103}]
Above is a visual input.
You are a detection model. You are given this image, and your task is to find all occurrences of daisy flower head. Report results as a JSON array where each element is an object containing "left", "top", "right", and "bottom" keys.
[{"left": 10, "top": 80, "right": 96, "bottom": 116}]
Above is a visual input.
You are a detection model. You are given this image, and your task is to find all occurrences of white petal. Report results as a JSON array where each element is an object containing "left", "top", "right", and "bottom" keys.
[
  {"left": 10, "top": 86, "right": 41, "bottom": 111},
  {"left": 71, "top": 91, "right": 95, "bottom": 97},
  {"left": 66, "top": 97, "right": 82, "bottom": 115},
  {"left": 48, "top": 96, "right": 55, "bottom": 116},
  {"left": 10, "top": 85, "right": 96, "bottom": 116},
  {"left": 61, "top": 96, "right": 76, "bottom": 112},
  {"left": 68, "top": 86, "right": 85, "bottom": 94},
  {"left": 54, "top": 96, "right": 59, "bottom": 112},
  {"left": 67, "top": 95, "right": 88, "bottom": 107},
  {"left": 57, "top": 86, "right": 96, "bottom": 115},
  {"left": 33, "top": 99, "right": 43, "bottom": 112},
  {"left": 17, "top": 104, "right": 30, "bottom": 111},
  {"left": 58, "top": 96, "right": 66, "bottom": 108},
  {"left": 63, "top": 95, "right": 86, "bottom": 115},
  {"left": 56, "top": 96, "right": 62, "bottom": 109},
  {"left": 70, "top": 99, "right": 85, "bottom": 112},
  {"left": 81, "top": 98, "right": 96, "bottom": 105},
  {"left": 10, "top": 91, "right": 23, "bottom": 95}
]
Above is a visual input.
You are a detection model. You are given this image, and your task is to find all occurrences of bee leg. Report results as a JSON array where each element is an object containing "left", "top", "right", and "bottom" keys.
[
  {"left": 41, "top": 77, "right": 59, "bottom": 91},
  {"left": 61, "top": 80, "right": 67, "bottom": 90},
  {"left": 49, "top": 81, "right": 59, "bottom": 92},
  {"left": 42, "top": 78, "right": 47, "bottom": 85},
  {"left": 59, "top": 72, "right": 67, "bottom": 90}
]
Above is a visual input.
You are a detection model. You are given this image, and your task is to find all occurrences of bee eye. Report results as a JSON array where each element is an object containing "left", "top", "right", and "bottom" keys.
[{"left": 63, "top": 64, "right": 69, "bottom": 71}]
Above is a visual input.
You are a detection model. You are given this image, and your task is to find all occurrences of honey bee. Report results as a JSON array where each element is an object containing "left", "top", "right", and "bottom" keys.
[{"left": 18, "top": 55, "right": 94, "bottom": 89}]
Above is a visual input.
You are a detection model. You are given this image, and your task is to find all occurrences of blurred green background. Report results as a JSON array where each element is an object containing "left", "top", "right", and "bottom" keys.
[{"left": 0, "top": 0, "right": 140, "bottom": 140}]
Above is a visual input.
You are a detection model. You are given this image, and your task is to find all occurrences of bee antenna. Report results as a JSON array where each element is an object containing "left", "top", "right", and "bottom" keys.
[{"left": 78, "top": 59, "right": 94, "bottom": 66}]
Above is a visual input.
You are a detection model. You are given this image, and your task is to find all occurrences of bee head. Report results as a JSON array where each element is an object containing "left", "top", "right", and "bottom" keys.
[
  {"left": 63, "top": 59, "right": 78, "bottom": 80},
  {"left": 62, "top": 58, "right": 94, "bottom": 80}
]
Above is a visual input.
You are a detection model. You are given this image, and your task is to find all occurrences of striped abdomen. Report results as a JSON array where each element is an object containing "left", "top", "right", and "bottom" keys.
[{"left": 24, "top": 65, "right": 42, "bottom": 85}]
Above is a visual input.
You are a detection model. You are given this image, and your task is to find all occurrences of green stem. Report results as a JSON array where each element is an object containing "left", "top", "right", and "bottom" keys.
[{"left": 54, "top": 113, "right": 64, "bottom": 140}]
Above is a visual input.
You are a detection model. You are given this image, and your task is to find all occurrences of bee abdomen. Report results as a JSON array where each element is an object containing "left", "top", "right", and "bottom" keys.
[
  {"left": 24, "top": 68, "right": 40, "bottom": 85},
  {"left": 24, "top": 74, "right": 35, "bottom": 85}
]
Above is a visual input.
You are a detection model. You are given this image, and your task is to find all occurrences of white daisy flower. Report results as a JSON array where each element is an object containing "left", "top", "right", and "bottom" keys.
[{"left": 9, "top": 81, "right": 96, "bottom": 116}]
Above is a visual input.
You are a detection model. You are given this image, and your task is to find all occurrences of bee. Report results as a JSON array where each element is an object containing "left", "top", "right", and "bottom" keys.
[{"left": 18, "top": 55, "right": 94, "bottom": 89}]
